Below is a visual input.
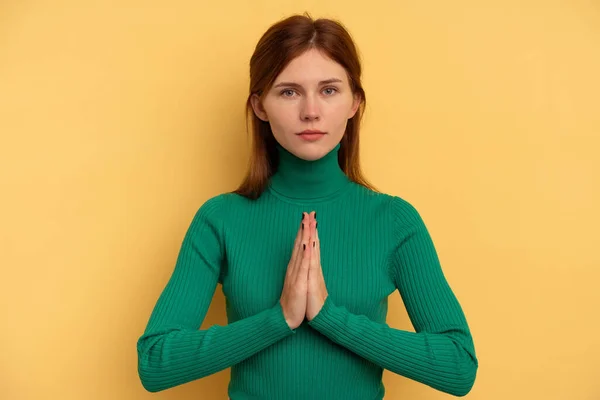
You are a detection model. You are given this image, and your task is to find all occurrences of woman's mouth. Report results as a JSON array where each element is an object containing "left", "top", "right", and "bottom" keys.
[{"left": 298, "top": 130, "right": 326, "bottom": 141}]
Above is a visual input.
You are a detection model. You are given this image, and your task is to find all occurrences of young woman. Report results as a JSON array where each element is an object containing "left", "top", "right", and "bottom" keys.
[{"left": 137, "top": 13, "right": 478, "bottom": 399}]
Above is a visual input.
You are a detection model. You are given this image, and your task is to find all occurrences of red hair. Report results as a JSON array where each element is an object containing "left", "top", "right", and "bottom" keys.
[{"left": 232, "top": 12, "right": 379, "bottom": 200}]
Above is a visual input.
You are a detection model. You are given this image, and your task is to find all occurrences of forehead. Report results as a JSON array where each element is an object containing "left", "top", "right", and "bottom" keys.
[{"left": 274, "top": 49, "right": 348, "bottom": 85}]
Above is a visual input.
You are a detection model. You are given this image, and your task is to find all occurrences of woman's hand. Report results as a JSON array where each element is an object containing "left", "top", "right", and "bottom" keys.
[
  {"left": 306, "top": 212, "right": 328, "bottom": 321},
  {"left": 279, "top": 212, "right": 312, "bottom": 330}
]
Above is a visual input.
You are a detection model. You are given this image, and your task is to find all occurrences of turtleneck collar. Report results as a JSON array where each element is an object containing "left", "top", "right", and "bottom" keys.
[{"left": 268, "top": 142, "right": 351, "bottom": 201}]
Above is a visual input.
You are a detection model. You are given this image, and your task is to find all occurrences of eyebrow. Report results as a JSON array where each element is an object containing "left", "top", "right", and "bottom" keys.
[{"left": 272, "top": 78, "right": 343, "bottom": 89}]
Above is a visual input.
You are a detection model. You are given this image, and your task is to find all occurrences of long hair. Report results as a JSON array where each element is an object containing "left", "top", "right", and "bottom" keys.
[{"left": 231, "top": 12, "right": 379, "bottom": 200}]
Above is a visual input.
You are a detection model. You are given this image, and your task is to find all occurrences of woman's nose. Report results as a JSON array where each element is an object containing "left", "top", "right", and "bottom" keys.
[{"left": 300, "top": 96, "right": 320, "bottom": 121}]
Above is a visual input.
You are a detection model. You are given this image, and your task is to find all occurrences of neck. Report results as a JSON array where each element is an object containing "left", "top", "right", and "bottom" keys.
[{"left": 268, "top": 142, "right": 350, "bottom": 201}]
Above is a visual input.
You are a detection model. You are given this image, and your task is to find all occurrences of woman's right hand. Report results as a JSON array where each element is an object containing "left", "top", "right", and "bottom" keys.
[{"left": 280, "top": 211, "right": 313, "bottom": 330}]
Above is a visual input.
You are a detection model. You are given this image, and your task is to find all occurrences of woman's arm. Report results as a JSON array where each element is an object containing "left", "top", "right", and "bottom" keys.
[
  {"left": 136, "top": 195, "right": 294, "bottom": 393},
  {"left": 308, "top": 196, "right": 478, "bottom": 397}
]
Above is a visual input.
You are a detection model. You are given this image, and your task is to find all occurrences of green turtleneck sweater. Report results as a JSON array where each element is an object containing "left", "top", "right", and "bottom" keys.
[{"left": 136, "top": 143, "right": 478, "bottom": 398}]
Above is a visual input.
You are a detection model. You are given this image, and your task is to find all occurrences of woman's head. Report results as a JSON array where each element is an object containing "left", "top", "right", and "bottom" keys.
[
  {"left": 251, "top": 47, "right": 361, "bottom": 161},
  {"left": 234, "top": 12, "right": 377, "bottom": 199}
]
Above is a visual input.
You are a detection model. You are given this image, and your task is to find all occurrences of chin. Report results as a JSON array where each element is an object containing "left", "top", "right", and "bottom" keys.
[
  {"left": 296, "top": 144, "right": 331, "bottom": 161},
  {"left": 279, "top": 136, "right": 337, "bottom": 160}
]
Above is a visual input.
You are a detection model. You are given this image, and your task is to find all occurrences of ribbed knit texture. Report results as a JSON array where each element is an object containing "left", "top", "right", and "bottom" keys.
[{"left": 137, "top": 142, "right": 478, "bottom": 399}]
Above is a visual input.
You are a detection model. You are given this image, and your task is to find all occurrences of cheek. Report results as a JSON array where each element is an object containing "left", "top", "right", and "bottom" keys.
[
  {"left": 266, "top": 104, "right": 296, "bottom": 134},
  {"left": 326, "top": 96, "right": 354, "bottom": 116},
  {"left": 328, "top": 103, "right": 353, "bottom": 135},
  {"left": 328, "top": 101, "right": 354, "bottom": 123}
]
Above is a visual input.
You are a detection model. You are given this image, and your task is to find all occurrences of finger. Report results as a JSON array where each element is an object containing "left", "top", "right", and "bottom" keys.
[
  {"left": 307, "top": 212, "right": 317, "bottom": 278},
  {"left": 302, "top": 211, "right": 310, "bottom": 250},
  {"left": 294, "top": 211, "right": 311, "bottom": 281},
  {"left": 311, "top": 211, "right": 316, "bottom": 247},
  {"left": 315, "top": 224, "right": 320, "bottom": 263},
  {"left": 287, "top": 212, "right": 305, "bottom": 279},
  {"left": 295, "top": 236, "right": 311, "bottom": 285},
  {"left": 311, "top": 219, "right": 323, "bottom": 281},
  {"left": 293, "top": 212, "right": 305, "bottom": 260},
  {"left": 316, "top": 226, "right": 323, "bottom": 279},
  {"left": 308, "top": 224, "right": 317, "bottom": 279}
]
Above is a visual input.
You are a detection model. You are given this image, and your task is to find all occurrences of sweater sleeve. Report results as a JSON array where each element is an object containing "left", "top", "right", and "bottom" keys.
[
  {"left": 136, "top": 194, "right": 295, "bottom": 393},
  {"left": 307, "top": 196, "right": 478, "bottom": 397}
]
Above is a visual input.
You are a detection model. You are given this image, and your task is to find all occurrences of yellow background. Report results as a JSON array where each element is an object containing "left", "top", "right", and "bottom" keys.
[{"left": 1, "top": 1, "right": 599, "bottom": 399}]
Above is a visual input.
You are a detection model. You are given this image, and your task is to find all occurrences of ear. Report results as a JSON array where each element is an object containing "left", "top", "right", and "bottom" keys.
[
  {"left": 348, "top": 92, "right": 361, "bottom": 119},
  {"left": 250, "top": 93, "right": 269, "bottom": 121}
]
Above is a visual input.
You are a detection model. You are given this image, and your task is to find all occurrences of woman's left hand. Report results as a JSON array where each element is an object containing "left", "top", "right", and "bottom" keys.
[{"left": 306, "top": 212, "right": 328, "bottom": 321}]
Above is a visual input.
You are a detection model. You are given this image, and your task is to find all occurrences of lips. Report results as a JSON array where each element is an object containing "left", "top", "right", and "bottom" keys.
[
  {"left": 298, "top": 131, "right": 326, "bottom": 142},
  {"left": 298, "top": 130, "right": 326, "bottom": 135}
]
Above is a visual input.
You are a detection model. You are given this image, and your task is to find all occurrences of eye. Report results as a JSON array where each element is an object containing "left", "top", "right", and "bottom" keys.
[
  {"left": 323, "top": 87, "right": 338, "bottom": 95},
  {"left": 280, "top": 89, "right": 296, "bottom": 97}
]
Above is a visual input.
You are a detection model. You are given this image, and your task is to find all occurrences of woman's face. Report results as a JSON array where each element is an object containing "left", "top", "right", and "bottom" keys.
[{"left": 251, "top": 48, "right": 361, "bottom": 161}]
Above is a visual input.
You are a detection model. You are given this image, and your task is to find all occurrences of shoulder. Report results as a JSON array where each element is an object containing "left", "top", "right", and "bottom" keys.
[
  {"left": 196, "top": 192, "right": 231, "bottom": 215},
  {"left": 356, "top": 184, "right": 422, "bottom": 222},
  {"left": 369, "top": 190, "right": 428, "bottom": 238},
  {"left": 192, "top": 191, "right": 259, "bottom": 223},
  {"left": 388, "top": 195, "right": 423, "bottom": 223},
  {"left": 188, "top": 192, "right": 236, "bottom": 230},
  {"left": 349, "top": 183, "right": 422, "bottom": 221}
]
